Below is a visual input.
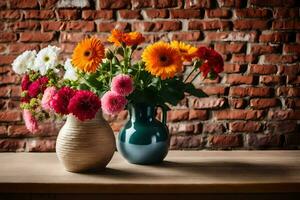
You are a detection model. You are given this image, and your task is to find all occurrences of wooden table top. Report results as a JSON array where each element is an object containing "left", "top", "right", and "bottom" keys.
[{"left": 0, "top": 151, "right": 299, "bottom": 194}]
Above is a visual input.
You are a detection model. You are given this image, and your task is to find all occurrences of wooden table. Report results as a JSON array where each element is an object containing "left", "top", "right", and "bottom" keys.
[{"left": 0, "top": 151, "right": 299, "bottom": 200}]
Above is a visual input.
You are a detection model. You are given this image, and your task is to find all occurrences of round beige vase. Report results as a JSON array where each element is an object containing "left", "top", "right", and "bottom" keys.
[{"left": 56, "top": 110, "right": 115, "bottom": 173}]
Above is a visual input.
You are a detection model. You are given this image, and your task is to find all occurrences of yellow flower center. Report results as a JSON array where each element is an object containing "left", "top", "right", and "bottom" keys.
[
  {"left": 84, "top": 50, "right": 91, "bottom": 57},
  {"left": 44, "top": 56, "right": 50, "bottom": 62}
]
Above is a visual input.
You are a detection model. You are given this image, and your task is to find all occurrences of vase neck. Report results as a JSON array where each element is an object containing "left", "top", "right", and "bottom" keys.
[{"left": 129, "top": 103, "right": 155, "bottom": 122}]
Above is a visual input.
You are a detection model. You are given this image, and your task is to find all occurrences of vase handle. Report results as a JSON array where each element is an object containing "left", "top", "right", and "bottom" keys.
[{"left": 157, "top": 105, "right": 167, "bottom": 125}]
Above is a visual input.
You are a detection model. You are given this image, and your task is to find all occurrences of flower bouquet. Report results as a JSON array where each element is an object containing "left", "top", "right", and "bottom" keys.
[{"left": 12, "top": 29, "right": 223, "bottom": 167}]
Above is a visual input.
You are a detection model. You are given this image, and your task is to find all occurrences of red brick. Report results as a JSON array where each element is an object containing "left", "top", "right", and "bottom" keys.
[
  {"left": 0, "top": 139, "right": 25, "bottom": 152},
  {"left": 229, "top": 98, "right": 245, "bottom": 109},
  {"left": 0, "top": 86, "right": 21, "bottom": 98},
  {"left": 247, "top": 134, "right": 284, "bottom": 148},
  {"left": 170, "top": 135, "right": 204, "bottom": 150},
  {"left": 207, "top": 8, "right": 231, "bottom": 18},
  {"left": 189, "top": 20, "right": 232, "bottom": 30},
  {"left": 10, "top": 21, "right": 39, "bottom": 31},
  {"left": 0, "top": 126, "right": 7, "bottom": 136},
  {"left": 236, "top": 8, "right": 271, "bottom": 18},
  {"left": 206, "top": 31, "right": 257, "bottom": 42},
  {"left": 133, "top": 21, "right": 181, "bottom": 32},
  {"left": 119, "top": 10, "right": 142, "bottom": 19},
  {"left": 288, "top": 76, "right": 300, "bottom": 85},
  {"left": 226, "top": 74, "right": 254, "bottom": 85},
  {"left": 234, "top": 19, "right": 269, "bottom": 30},
  {"left": 278, "top": 64, "right": 300, "bottom": 76},
  {"left": 8, "top": 43, "right": 39, "bottom": 54},
  {"left": 0, "top": 111, "right": 21, "bottom": 122},
  {"left": 186, "top": 0, "right": 211, "bottom": 8},
  {"left": 189, "top": 97, "right": 225, "bottom": 109},
  {"left": 203, "top": 123, "right": 225, "bottom": 134},
  {"left": 231, "top": 54, "right": 256, "bottom": 64},
  {"left": 60, "top": 32, "right": 86, "bottom": 42},
  {"left": 82, "top": 10, "right": 113, "bottom": 20},
  {"left": 199, "top": 86, "right": 228, "bottom": 95},
  {"left": 215, "top": 42, "right": 245, "bottom": 54},
  {"left": 250, "top": 98, "right": 279, "bottom": 109},
  {"left": 27, "top": 139, "right": 56, "bottom": 152},
  {"left": 9, "top": 0, "right": 38, "bottom": 8},
  {"left": 0, "top": 1, "right": 6, "bottom": 8},
  {"left": 218, "top": 0, "right": 246, "bottom": 8},
  {"left": 0, "top": 32, "right": 17, "bottom": 42},
  {"left": 0, "top": 10, "right": 21, "bottom": 19},
  {"left": 267, "top": 122, "right": 297, "bottom": 134},
  {"left": 172, "top": 32, "right": 201, "bottom": 41},
  {"left": 274, "top": 8, "right": 299, "bottom": 18},
  {"left": 19, "top": 32, "right": 55, "bottom": 42},
  {"left": 259, "top": 32, "right": 292, "bottom": 43},
  {"left": 24, "top": 10, "right": 55, "bottom": 19},
  {"left": 167, "top": 109, "right": 189, "bottom": 122},
  {"left": 250, "top": 0, "right": 297, "bottom": 7},
  {"left": 41, "top": 21, "right": 65, "bottom": 31},
  {"left": 99, "top": 0, "right": 130, "bottom": 9},
  {"left": 168, "top": 123, "right": 195, "bottom": 134},
  {"left": 286, "top": 98, "right": 300, "bottom": 109},
  {"left": 39, "top": 0, "right": 58, "bottom": 8},
  {"left": 56, "top": 9, "right": 80, "bottom": 20},
  {"left": 98, "top": 22, "right": 129, "bottom": 32},
  {"left": 268, "top": 109, "right": 300, "bottom": 120},
  {"left": 0, "top": 55, "right": 16, "bottom": 65},
  {"left": 230, "top": 121, "right": 262, "bottom": 132},
  {"left": 209, "top": 134, "right": 243, "bottom": 148},
  {"left": 272, "top": 19, "right": 300, "bottom": 30},
  {"left": 230, "top": 87, "right": 272, "bottom": 97},
  {"left": 214, "top": 109, "right": 264, "bottom": 120},
  {"left": 260, "top": 76, "right": 283, "bottom": 85},
  {"left": 170, "top": 9, "right": 201, "bottom": 19},
  {"left": 250, "top": 64, "right": 277, "bottom": 74},
  {"left": 262, "top": 54, "right": 298, "bottom": 64},
  {"left": 60, "top": 43, "right": 76, "bottom": 53},
  {"left": 145, "top": 9, "right": 169, "bottom": 18},
  {"left": 251, "top": 44, "right": 280, "bottom": 55},
  {"left": 65, "top": 21, "right": 95, "bottom": 32},
  {"left": 131, "top": 0, "right": 152, "bottom": 9},
  {"left": 223, "top": 63, "right": 244, "bottom": 73},
  {"left": 276, "top": 87, "right": 300, "bottom": 97},
  {"left": 283, "top": 44, "right": 300, "bottom": 55},
  {"left": 154, "top": 0, "right": 178, "bottom": 8},
  {"left": 188, "top": 109, "right": 208, "bottom": 120}
]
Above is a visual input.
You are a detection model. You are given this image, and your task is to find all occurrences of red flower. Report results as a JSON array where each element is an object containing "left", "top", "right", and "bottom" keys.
[
  {"left": 197, "top": 47, "right": 224, "bottom": 78},
  {"left": 68, "top": 90, "right": 101, "bottom": 121},
  {"left": 21, "top": 74, "right": 31, "bottom": 91},
  {"left": 50, "top": 87, "right": 75, "bottom": 115},
  {"left": 28, "top": 76, "right": 49, "bottom": 98}
]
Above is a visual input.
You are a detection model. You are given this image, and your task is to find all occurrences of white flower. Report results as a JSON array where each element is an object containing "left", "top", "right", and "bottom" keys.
[
  {"left": 12, "top": 50, "right": 36, "bottom": 74},
  {"left": 63, "top": 58, "right": 78, "bottom": 81},
  {"left": 33, "top": 45, "right": 61, "bottom": 75}
]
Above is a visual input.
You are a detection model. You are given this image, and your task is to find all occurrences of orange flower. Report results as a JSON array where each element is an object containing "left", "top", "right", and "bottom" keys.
[
  {"left": 142, "top": 41, "right": 183, "bottom": 80},
  {"left": 107, "top": 29, "right": 123, "bottom": 46},
  {"left": 72, "top": 37, "right": 105, "bottom": 73},
  {"left": 170, "top": 41, "right": 197, "bottom": 62},
  {"left": 107, "top": 29, "right": 145, "bottom": 46},
  {"left": 122, "top": 32, "right": 145, "bottom": 46}
]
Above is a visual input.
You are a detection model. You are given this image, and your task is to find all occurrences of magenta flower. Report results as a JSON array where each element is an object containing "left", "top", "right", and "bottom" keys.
[
  {"left": 41, "top": 87, "right": 56, "bottom": 111},
  {"left": 50, "top": 87, "right": 75, "bottom": 115},
  {"left": 111, "top": 74, "right": 134, "bottom": 96},
  {"left": 101, "top": 91, "right": 127, "bottom": 115},
  {"left": 28, "top": 76, "right": 49, "bottom": 98},
  {"left": 21, "top": 74, "right": 31, "bottom": 91},
  {"left": 23, "top": 109, "right": 39, "bottom": 133},
  {"left": 68, "top": 90, "right": 101, "bottom": 121}
]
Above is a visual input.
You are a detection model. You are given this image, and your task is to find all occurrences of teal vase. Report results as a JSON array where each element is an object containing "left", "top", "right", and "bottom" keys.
[{"left": 117, "top": 103, "right": 169, "bottom": 165}]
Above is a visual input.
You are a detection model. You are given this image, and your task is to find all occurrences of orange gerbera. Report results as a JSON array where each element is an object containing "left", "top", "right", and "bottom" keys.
[
  {"left": 170, "top": 41, "right": 197, "bottom": 62},
  {"left": 72, "top": 37, "right": 105, "bottom": 73},
  {"left": 107, "top": 29, "right": 123, "bottom": 46},
  {"left": 107, "top": 29, "right": 145, "bottom": 46},
  {"left": 142, "top": 41, "right": 183, "bottom": 80}
]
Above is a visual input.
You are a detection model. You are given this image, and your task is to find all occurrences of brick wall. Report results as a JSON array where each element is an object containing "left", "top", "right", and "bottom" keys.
[{"left": 0, "top": 0, "right": 299, "bottom": 152}]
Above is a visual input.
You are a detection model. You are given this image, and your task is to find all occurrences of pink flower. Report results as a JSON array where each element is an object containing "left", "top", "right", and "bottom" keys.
[
  {"left": 21, "top": 74, "right": 31, "bottom": 91},
  {"left": 68, "top": 90, "right": 101, "bottom": 121},
  {"left": 50, "top": 87, "right": 75, "bottom": 115},
  {"left": 111, "top": 74, "right": 134, "bottom": 96},
  {"left": 101, "top": 91, "right": 127, "bottom": 115},
  {"left": 41, "top": 87, "right": 56, "bottom": 111},
  {"left": 28, "top": 76, "right": 49, "bottom": 98},
  {"left": 23, "top": 109, "right": 39, "bottom": 133}
]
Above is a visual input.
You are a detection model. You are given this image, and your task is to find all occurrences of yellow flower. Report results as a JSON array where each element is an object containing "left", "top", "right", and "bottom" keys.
[
  {"left": 107, "top": 29, "right": 123, "bottom": 46},
  {"left": 72, "top": 37, "right": 105, "bottom": 73},
  {"left": 142, "top": 41, "right": 183, "bottom": 80},
  {"left": 107, "top": 29, "right": 145, "bottom": 46},
  {"left": 122, "top": 32, "right": 145, "bottom": 46},
  {"left": 170, "top": 41, "right": 197, "bottom": 62}
]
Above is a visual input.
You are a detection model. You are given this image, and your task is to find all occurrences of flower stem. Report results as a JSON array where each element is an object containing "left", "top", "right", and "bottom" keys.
[{"left": 184, "top": 62, "right": 198, "bottom": 83}]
